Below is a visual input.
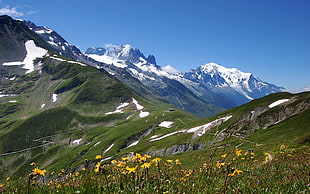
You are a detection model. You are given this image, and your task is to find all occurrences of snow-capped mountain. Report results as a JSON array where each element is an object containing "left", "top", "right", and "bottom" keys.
[
  {"left": 86, "top": 45, "right": 224, "bottom": 117},
  {"left": 86, "top": 45, "right": 285, "bottom": 109},
  {"left": 182, "top": 63, "right": 285, "bottom": 106}
]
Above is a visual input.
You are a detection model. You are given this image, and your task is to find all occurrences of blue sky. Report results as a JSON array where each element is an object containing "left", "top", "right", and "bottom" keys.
[{"left": 1, "top": 0, "right": 309, "bottom": 92}]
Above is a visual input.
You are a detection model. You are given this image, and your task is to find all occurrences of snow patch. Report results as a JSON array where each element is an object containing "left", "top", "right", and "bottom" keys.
[
  {"left": 105, "top": 102, "right": 130, "bottom": 115},
  {"left": 159, "top": 121, "right": 174, "bottom": 128},
  {"left": 139, "top": 111, "right": 150, "bottom": 118},
  {"left": 150, "top": 115, "right": 232, "bottom": 141},
  {"left": 150, "top": 130, "right": 186, "bottom": 142},
  {"left": 268, "top": 99, "right": 289, "bottom": 108},
  {"left": 186, "top": 115, "right": 232, "bottom": 136},
  {"left": 72, "top": 138, "right": 82, "bottom": 145},
  {"left": 127, "top": 141, "right": 139, "bottom": 148},
  {"left": 103, "top": 143, "right": 115, "bottom": 154},
  {"left": 132, "top": 98, "right": 144, "bottom": 110},
  {"left": 40, "top": 104, "right": 45, "bottom": 109},
  {"left": 8, "top": 100, "right": 17, "bottom": 103},
  {"left": 52, "top": 94, "right": 57, "bottom": 102},
  {"left": 2, "top": 40, "right": 48, "bottom": 73}
]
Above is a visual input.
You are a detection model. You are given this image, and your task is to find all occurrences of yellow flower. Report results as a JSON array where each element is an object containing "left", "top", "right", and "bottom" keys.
[
  {"left": 6, "top": 177, "right": 10, "bottom": 181},
  {"left": 175, "top": 159, "right": 181, "bottom": 165},
  {"left": 141, "top": 162, "right": 151, "bottom": 169},
  {"left": 95, "top": 155, "right": 102, "bottom": 160},
  {"left": 30, "top": 162, "right": 36, "bottom": 166},
  {"left": 166, "top": 159, "right": 173, "bottom": 163},
  {"left": 122, "top": 157, "right": 130, "bottom": 162},
  {"left": 221, "top": 154, "right": 228, "bottom": 158},
  {"left": 144, "top": 154, "right": 151, "bottom": 159},
  {"left": 228, "top": 169, "right": 243, "bottom": 176},
  {"left": 280, "top": 144, "right": 286, "bottom": 149},
  {"left": 235, "top": 149, "right": 242, "bottom": 156},
  {"left": 111, "top": 160, "right": 118, "bottom": 164},
  {"left": 117, "top": 162, "right": 126, "bottom": 168},
  {"left": 126, "top": 166, "right": 137, "bottom": 174},
  {"left": 32, "top": 167, "right": 46, "bottom": 176},
  {"left": 0, "top": 184, "right": 4, "bottom": 188},
  {"left": 152, "top": 157, "right": 161, "bottom": 164},
  {"left": 216, "top": 162, "right": 225, "bottom": 168}
]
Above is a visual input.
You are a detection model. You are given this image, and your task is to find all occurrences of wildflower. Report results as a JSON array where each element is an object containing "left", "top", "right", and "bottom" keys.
[
  {"left": 166, "top": 159, "right": 173, "bottom": 164},
  {"left": 280, "top": 144, "right": 286, "bottom": 149},
  {"left": 122, "top": 157, "right": 130, "bottom": 162},
  {"left": 184, "top": 169, "right": 193, "bottom": 176},
  {"left": 111, "top": 160, "right": 118, "bottom": 165},
  {"left": 6, "top": 177, "right": 10, "bottom": 181},
  {"left": 180, "top": 177, "right": 186, "bottom": 182},
  {"left": 235, "top": 149, "right": 242, "bottom": 156},
  {"left": 51, "top": 171, "right": 55, "bottom": 175},
  {"left": 133, "top": 153, "right": 142, "bottom": 162},
  {"left": 126, "top": 166, "right": 137, "bottom": 174},
  {"left": 175, "top": 159, "right": 181, "bottom": 165},
  {"left": 95, "top": 155, "right": 102, "bottom": 160},
  {"left": 144, "top": 154, "right": 151, "bottom": 159},
  {"left": 30, "top": 162, "right": 36, "bottom": 166},
  {"left": 221, "top": 154, "right": 228, "bottom": 158},
  {"left": 31, "top": 167, "right": 46, "bottom": 176},
  {"left": 216, "top": 162, "right": 225, "bottom": 168},
  {"left": 141, "top": 162, "right": 151, "bottom": 169},
  {"left": 228, "top": 169, "right": 243, "bottom": 176},
  {"left": 61, "top": 169, "right": 65, "bottom": 173},
  {"left": 94, "top": 162, "right": 101, "bottom": 173},
  {"left": 152, "top": 157, "right": 161, "bottom": 164},
  {"left": 263, "top": 153, "right": 273, "bottom": 164},
  {"left": 117, "top": 162, "right": 126, "bottom": 168}
]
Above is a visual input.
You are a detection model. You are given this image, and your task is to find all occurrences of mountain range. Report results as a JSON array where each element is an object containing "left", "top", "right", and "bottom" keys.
[
  {"left": 21, "top": 16, "right": 285, "bottom": 117},
  {"left": 0, "top": 15, "right": 307, "bottom": 179}
]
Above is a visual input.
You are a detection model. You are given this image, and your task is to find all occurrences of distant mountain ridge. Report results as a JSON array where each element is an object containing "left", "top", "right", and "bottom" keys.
[{"left": 85, "top": 45, "right": 285, "bottom": 109}]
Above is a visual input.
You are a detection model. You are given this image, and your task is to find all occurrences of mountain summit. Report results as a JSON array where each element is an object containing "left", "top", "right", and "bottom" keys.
[
  {"left": 182, "top": 63, "right": 285, "bottom": 106},
  {"left": 86, "top": 44, "right": 285, "bottom": 110}
]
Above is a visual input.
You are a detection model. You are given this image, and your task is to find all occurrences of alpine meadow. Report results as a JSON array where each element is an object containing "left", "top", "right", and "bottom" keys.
[{"left": 0, "top": 15, "right": 309, "bottom": 193}]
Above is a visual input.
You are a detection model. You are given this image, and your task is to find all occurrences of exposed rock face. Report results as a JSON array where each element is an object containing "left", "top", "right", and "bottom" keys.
[{"left": 146, "top": 142, "right": 205, "bottom": 157}]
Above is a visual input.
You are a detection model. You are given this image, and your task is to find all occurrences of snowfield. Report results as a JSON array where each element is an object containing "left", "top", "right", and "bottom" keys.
[
  {"left": 150, "top": 115, "right": 232, "bottom": 142},
  {"left": 2, "top": 40, "right": 48, "bottom": 73},
  {"left": 159, "top": 121, "right": 174, "bottom": 128},
  {"left": 268, "top": 99, "right": 290, "bottom": 108}
]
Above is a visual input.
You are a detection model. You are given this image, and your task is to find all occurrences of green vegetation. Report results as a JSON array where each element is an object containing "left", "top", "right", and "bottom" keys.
[{"left": 0, "top": 144, "right": 308, "bottom": 193}]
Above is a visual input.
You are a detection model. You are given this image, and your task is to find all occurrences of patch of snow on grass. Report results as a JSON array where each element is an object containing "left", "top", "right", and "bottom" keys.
[
  {"left": 52, "top": 94, "right": 57, "bottom": 102},
  {"left": 128, "top": 141, "right": 139, "bottom": 148},
  {"left": 268, "top": 99, "right": 289, "bottom": 108},
  {"left": 132, "top": 98, "right": 144, "bottom": 110},
  {"left": 150, "top": 130, "right": 186, "bottom": 142},
  {"left": 159, "top": 121, "right": 174, "bottom": 128},
  {"left": 150, "top": 115, "right": 232, "bottom": 141},
  {"left": 105, "top": 102, "right": 130, "bottom": 115},
  {"left": 139, "top": 111, "right": 150, "bottom": 118},
  {"left": 103, "top": 143, "right": 115, "bottom": 154},
  {"left": 72, "top": 138, "right": 82, "bottom": 145}
]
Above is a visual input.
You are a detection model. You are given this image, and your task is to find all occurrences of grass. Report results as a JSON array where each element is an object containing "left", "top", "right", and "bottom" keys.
[{"left": 0, "top": 144, "right": 308, "bottom": 193}]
